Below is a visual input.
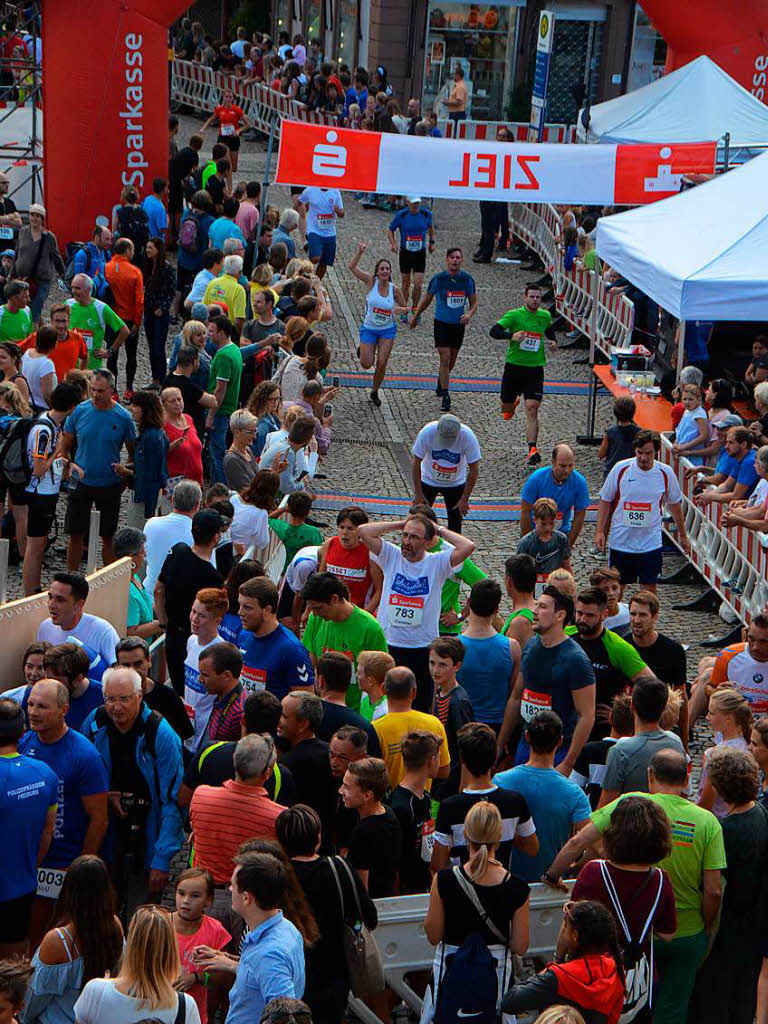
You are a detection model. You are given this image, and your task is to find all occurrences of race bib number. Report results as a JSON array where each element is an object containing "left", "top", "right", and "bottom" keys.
[
  {"left": 389, "top": 593, "right": 424, "bottom": 627},
  {"left": 623, "top": 501, "right": 652, "bottom": 527},
  {"left": 521, "top": 688, "right": 551, "bottom": 722},
  {"left": 534, "top": 573, "right": 548, "bottom": 599},
  {"left": 371, "top": 306, "right": 392, "bottom": 326},
  {"left": 37, "top": 867, "right": 66, "bottom": 899},
  {"left": 80, "top": 330, "right": 94, "bottom": 351},
  {"left": 220, "top": 123, "right": 235, "bottom": 136},
  {"left": 0, "top": 226, "right": 13, "bottom": 240},
  {"left": 317, "top": 212, "right": 334, "bottom": 228},
  {"left": 519, "top": 332, "right": 542, "bottom": 353},
  {"left": 446, "top": 291, "right": 465, "bottom": 309},
  {"left": 431, "top": 461, "right": 458, "bottom": 483},
  {"left": 405, "top": 235, "right": 423, "bottom": 252},
  {"left": 420, "top": 819, "right": 435, "bottom": 862},
  {"left": 241, "top": 665, "right": 267, "bottom": 694}
]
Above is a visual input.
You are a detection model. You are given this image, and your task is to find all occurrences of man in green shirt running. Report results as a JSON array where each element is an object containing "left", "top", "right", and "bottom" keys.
[
  {"left": 300, "top": 571, "right": 388, "bottom": 711},
  {"left": 0, "top": 279, "right": 32, "bottom": 341},
  {"left": 489, "top": 283, "right": 556, "bottom": 467},
  {"left": 67, "top": 275, "right": 129, "bottom": 370},
  {"left": 206, "top": 315, "right": 243, "bottom": 483}
]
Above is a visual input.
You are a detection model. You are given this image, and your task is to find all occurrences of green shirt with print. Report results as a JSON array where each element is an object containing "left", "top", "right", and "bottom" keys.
[
  {"left": 208, "top": 342, "right": 243, "bottom": 416},
  {"left": 0, "top": 304, "right": 32, "bottom": 343},
  {"left": 302, "top": 605, "right": 388, "bottom": 710},
  {"left": 497, "top": 306, "right": 552, "bottom": 367},
  {"left": 268, "top": 518, "right": 324, "bottom": 575},
  {"left": 429, "top": 538, "right": 486, "bottom": 635},
  {"left": 67, "top": 298, "right": 126, "bottom": 370},
  {"left": 591, "top": 791, "right": 726, "bottom": 938},
  {"left": 582, "top": 248, "right": 599, "bottom": 271}
]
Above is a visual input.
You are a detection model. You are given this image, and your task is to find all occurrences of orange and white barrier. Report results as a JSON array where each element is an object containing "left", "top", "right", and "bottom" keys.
[{"left": 436, "top": 119, "right": 574, "bottom": 143}]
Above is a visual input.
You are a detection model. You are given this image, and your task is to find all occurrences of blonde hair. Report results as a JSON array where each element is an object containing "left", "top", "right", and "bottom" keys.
[
  {"left": 251, "top": 263, "right": 273, "bottom": 286},
  {"left": 119, "top": 906, "right": 180, "bottom": 1009},
  {"left": 182, "top": 319, "right": 207, "bottom": 343},
  {"left": 284, "top": 316, "right": 309, "bottom": 349},
  {"left": 358, "top": 650, "right": 396, "bottom": 683},
  {"left": 281, "top": 404, "right": 304, "bottom": 430},
  {"left": 659, "top": 686, "right": 683, "bottom": 731},
  {"left": 547, "top": 568, "right": 577, "bottom": 599},
  {"left": 534, "top": 1009, "right": 586, "bottom": 1024},
  {"left": 710, "top": 686, "right": 754, "bottom": 742},
  {"left": 0, "top": 380, "right": 30, "bottom": 417},
  {"left": 284, "top": 257, "right": 303, "bottom": 279},
  {"left": 463, "top": 801, "right": 502, "bottom": 881}
]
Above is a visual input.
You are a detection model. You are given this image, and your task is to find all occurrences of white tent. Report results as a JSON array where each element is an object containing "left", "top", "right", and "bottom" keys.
[
  {"left": 594, "top": 150, "right": 768, "bottom": 321},
  {"left": 577, "top": 56, "right": 768, "bottom": 147}
]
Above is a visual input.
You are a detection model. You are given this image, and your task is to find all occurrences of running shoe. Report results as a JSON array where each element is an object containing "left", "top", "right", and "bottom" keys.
[
  {"left": 122, "top": 389, "right": 134, "bottom": 402},
  {"left": 370, "top": 389, "right": 382, "bottom": 407},
  {"left": 441, "top": 392, "right": 452, "bottom": 412},
  {"left": 526, "top": 446, "right": 542, "bottom": 467}
]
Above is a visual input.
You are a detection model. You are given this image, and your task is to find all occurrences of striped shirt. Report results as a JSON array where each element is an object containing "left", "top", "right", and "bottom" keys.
[
  {"left": 205, "top": 683, "right": 245, "bottom": 744},
  {"left": 190, "top": 780, "right": 281, "bottom": 883}
]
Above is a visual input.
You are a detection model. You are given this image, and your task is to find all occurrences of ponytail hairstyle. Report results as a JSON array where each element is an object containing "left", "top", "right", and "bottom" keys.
[
  {"left": 303, "top": 333, "right": 330, "bottom": 379},
  {"left": 709, "top": 686, "right": 753, "bottom": 742},
  {"left": 0, "top": 380, "right": 30, "bottom": 417},
  {"left": 565, "top": 900, "right": 625, "bottom": 985},
  {"left": 463, "top": 801, "right": 502, "bottom": 881}
]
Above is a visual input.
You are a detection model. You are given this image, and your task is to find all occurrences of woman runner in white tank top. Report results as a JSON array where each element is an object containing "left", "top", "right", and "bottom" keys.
[{"left": 348, "top": 241, "right": 407, "bottom": 408}]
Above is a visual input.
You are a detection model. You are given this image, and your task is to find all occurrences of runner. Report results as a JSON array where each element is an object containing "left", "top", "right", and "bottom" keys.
[
  {"left": 200, "top": 89, "right": 251, "bottom": 173},
  {"left": 595, "top": 429, "right": 690, "bottom": 593},
  {"left": 410, "top": 247, "right": 477, "bottom": 412},
  {"left": 348, "top": 242, "right": 408, "bottom": 408},
  {"left": 489, "top": 282, "right": 556, "bottom": 466},
  {"left": 294, "top": 185, "right": 344, "bottom": 279},
  {"left": 386, "top": 196, "right": 435, "bottom": 322}
]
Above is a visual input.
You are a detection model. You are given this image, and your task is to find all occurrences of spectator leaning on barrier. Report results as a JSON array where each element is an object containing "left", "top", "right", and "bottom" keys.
[
  {"left": 36, "top": 571, "right": 120, "bottom": 685},
  {"left": 82, "top": 665, "right": 185, "bottom": 921}
]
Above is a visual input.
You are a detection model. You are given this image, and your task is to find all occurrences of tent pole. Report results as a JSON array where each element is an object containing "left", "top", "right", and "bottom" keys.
[
  {"left": 675, "top": 319, "right": 686, "bottom": 385},
  {"left": 723, "top": 132, "right": 730, "bottom": 172},
  {"left": 577, "top": 269, "right": 602, "bottom": 445}
]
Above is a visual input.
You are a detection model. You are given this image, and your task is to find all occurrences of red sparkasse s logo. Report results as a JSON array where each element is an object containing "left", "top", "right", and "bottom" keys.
[
  {"left": 613, "top": 142, "right": 717, "bottom": 203},
  {"left": 276, "top": 122, "right": 382, "bottom": 191}
]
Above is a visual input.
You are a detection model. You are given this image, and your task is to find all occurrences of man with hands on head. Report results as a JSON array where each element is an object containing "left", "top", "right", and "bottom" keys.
[{"left": 357, "top": 512, "right": 475, "bottom": 712}]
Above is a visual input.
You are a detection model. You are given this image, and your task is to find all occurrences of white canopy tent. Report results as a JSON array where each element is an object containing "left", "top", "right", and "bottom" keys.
[
  {"left": 577, "top": 56, "right": 768, "bottom": 147},
  {"left": 594, "top": 151, "right": 768, "bottom": 321}
]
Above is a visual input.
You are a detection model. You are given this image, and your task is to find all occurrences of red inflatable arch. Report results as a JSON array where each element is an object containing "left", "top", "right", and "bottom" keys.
[
  {"left": 42, "top": 0, "right": 187, "bottom": 245},
  {"left": 642, "top": 0, "right": 768, "bottom": 103}
]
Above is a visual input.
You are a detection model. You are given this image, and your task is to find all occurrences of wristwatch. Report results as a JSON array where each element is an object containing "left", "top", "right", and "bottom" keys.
[{"left": 543, "top": 870, "right": 560, "bottom": 886}]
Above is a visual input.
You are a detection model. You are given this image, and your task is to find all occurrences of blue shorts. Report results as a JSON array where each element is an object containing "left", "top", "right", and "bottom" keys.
[
  {"left": 609, "top": 546, "right": 664, "bottom": 585},
  {"left": 359, "top": 325, "right": 397, "bottom": 345},
  {"left": 307, "top": 232, "right": 337, "bottom": 266}
]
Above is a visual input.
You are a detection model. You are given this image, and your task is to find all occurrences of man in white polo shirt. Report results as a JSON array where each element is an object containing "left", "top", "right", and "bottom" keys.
[
  {"left": 357, "top": 512, "right": 475, "bottom": 712},
  {"left": 411, "top": 413, "right": 482, "bottom": 535},
  {"left": 595, "top": 429, "right": 689, "bottom": 593}
]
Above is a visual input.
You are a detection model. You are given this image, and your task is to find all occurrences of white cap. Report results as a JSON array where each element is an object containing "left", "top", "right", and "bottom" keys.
[{"left": 406, "top": 195, "right": 421, "bottom": 205}]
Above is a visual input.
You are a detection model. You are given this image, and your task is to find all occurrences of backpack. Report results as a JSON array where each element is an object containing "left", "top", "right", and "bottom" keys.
[
  {"left": 63, "top": 242, "right": 88, "bottom": 290},
  {"left": 63, "top": 243, "right": 112, "bottom": 302},
  {"left": 0, "top": 413, "right": 45, "bottom": 486},
  {"left": 117, "top": 204, "right": 150, "bottom": 253},
  {"left": 178, "top": 213, "right": 200, "bottom": 253},
  {"left": 598, "top": 860, "right": 664, "bottom": 1023},
  {"left": 433, "top": 866, "right": 508, "bottom": 1024}
]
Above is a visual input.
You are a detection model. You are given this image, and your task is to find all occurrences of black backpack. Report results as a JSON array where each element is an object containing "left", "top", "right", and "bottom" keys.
[
  {"left": 117, "top": 204, "right": 150, "bottom": 253},
  {"left": 0, "top": 413, "right": 46, "bottom": 486}
]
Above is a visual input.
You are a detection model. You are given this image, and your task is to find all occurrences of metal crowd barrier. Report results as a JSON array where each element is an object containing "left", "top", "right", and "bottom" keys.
[
  {"left": 348, "top": 882, "right": 573, "bottom": 1024},
  {"left": 171, "top": 60, "right": 335, "bottom": 134},
  {"left": 437, "top": 120, "right": 574, "bottom": 143},
  {"left": 509, "top": 202, "right": 635, "bottom": 358},
  {"left": 659, "top": 434, "right": 768, "bottom": 625}
]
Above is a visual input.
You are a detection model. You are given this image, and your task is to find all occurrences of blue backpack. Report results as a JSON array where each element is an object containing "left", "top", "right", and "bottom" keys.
[{"left": 433, "top": 866, "right": 509, "bottom": 1024}]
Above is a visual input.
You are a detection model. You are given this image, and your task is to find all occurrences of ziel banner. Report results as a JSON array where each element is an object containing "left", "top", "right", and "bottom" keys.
[{"left": 276, "top": 124, "right": 718, "bottom": 205}]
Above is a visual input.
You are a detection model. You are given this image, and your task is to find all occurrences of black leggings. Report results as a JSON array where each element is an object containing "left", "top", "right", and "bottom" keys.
[
  {"left": 107, "top": 328, "right": 139, "bottom": 391},
  {"left": 421, "top": 481, "right": 466, "bottom": 534}
]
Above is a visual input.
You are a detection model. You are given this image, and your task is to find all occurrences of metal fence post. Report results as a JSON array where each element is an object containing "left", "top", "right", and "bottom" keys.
[{"left": 86, "top": 509, "right": 101, "bottom": 574}]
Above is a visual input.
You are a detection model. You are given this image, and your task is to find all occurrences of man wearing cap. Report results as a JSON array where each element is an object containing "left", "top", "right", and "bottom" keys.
[
  {"left": 411, "top": 414, "right": 482, "bottom": 534},
  {"left": 683, "top": 413, "right": 744, "bottom": 490},
  {"left": 694, "top": 425, "right": 760, "bottom": 507},
  {"left": 387, "top": 197, "right": 435, "bottom": 324},
  {"left": 0, "top": 171, "right": 21, "bottom": 246},
  {"left": 410, "top": 248, "right": 477, "bottom": 412},
  {"left": 154, "top": 508, "right": 225, "bottom": 694}
]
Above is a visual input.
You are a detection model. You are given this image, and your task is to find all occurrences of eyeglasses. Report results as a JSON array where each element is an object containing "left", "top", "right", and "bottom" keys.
[{"left": 105, "top": 694, "right": 139, "bottom": 705}]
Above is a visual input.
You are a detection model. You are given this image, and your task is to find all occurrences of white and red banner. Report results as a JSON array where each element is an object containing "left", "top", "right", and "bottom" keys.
[{"left": 276, "top": 122, "right": 717, "bottom": 205}]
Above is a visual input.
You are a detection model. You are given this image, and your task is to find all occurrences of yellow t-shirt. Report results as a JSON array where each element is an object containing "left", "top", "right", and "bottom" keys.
[
  {"left": 249, "top": 282, "right": 280, "bottom": 306},
  {"left": 203, "top": 274, "right": 247, "bottom": 323},
  {"left": 373, "top": 709, "right": 450, "bottom": 789}
]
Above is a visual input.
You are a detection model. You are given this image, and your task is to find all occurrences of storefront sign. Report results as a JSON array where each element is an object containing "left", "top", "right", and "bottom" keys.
[
  {"left": 529, "top": 10, "right": 555, "bottom": 142},
  {"left": 276, "top": 123, "right": 717, "bottom": 205}
]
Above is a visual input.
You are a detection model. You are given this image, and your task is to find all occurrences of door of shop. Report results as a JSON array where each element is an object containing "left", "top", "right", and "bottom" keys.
[{"left": 546, "top": 12, "right": 604, "bottom": 124}]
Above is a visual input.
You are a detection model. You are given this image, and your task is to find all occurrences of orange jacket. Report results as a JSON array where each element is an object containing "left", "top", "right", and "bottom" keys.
[{"left": 105, "top": 254, "right": 144, "bottom": 325}]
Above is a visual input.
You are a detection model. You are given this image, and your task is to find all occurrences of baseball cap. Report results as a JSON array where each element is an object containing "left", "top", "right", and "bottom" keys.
[
  {"left": 713, "top": 413, "right": 743, "bottom": 430},
  {"left": 193, "top": 508, "right": 224, "bottom": 534},
  {"left": 0, "top": 249, "right": 13, "bottom": 258},
  {"left": 436, "top": 413, "right": 461, "bottom": 443},
  {"left": 406, "top": 195, "right": 421, "bottom": 205},
  {"left": 190, "top": 302, "right": 210, "bottom": 323}
]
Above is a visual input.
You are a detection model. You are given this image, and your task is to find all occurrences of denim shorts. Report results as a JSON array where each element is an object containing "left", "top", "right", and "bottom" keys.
[{"left": 307, "top": 232, "right": 337, "bottom": 265}]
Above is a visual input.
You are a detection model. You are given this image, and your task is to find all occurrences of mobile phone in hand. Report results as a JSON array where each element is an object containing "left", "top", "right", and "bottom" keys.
[
  {"left": 332, "top": 376, "right": 340, "bottom": 388},
  {"left": 323, "top": 402, "right": 333, "bottom": 418}
]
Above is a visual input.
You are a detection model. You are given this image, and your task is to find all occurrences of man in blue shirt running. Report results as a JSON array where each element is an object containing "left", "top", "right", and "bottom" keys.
[
  {"left": 410, "top": 247, "right": 477, "bottom": 412},
  {"left": 387, "top": 196, "right": 435, "bottom": 321}
]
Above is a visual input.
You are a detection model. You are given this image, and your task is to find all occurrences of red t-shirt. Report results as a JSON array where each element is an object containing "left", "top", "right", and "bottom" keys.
[
  {"left": 165, "top": 415, "right": 203, "bottom": 484},
  {"left": 215, "top": 104, "right": 244, "bottom": 137},
  {"left": 176, "top": 915, "right": 231, "bottom": 1024},
  {"left": 325, "top": 535, "right": 373, "bottom": 608},
  {"left": 1, "top": 34, "right": 23, "bottom": 61},
  {"left": 571, "top": 860, "right": 677, "bottom": 956}
]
